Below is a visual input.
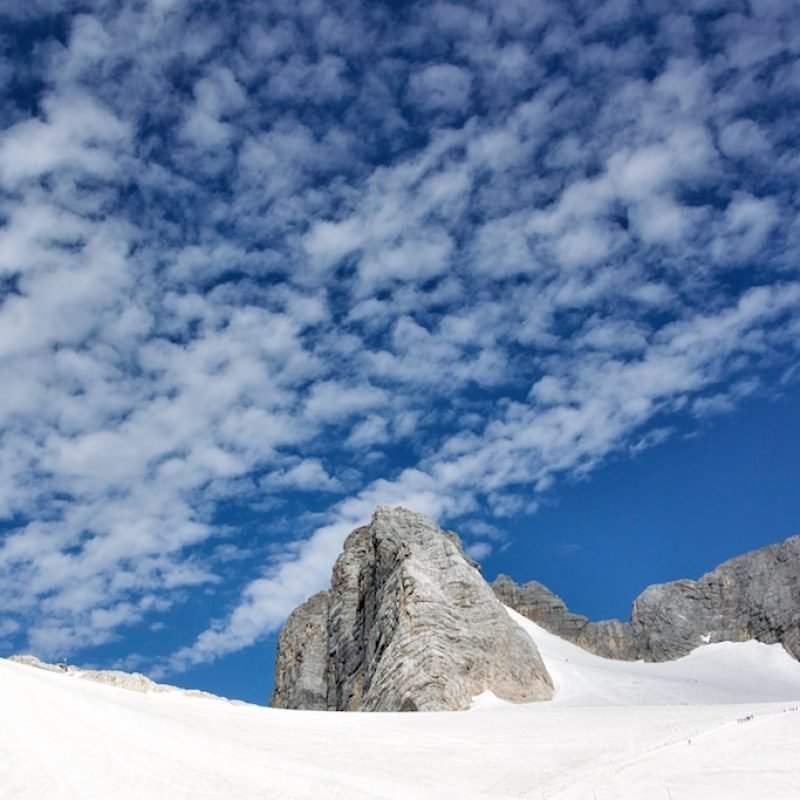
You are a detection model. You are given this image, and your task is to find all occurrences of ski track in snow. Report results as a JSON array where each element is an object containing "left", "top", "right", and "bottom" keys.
[{"left": 2, "top": 609, "right": 800, "bottom": 799}]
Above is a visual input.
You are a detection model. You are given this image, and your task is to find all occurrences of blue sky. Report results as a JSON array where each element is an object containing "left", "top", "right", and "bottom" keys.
[{"left": 0, "top": 0, "right": 799, "bottom": 703}]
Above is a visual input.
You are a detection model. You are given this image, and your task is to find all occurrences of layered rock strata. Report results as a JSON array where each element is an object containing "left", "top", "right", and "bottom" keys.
[
  {"left": 494, "top": 535, "right": 800, "bottom": 662},
  {"left": 271, "top": 506, "right": 553, "bottom": 711}
]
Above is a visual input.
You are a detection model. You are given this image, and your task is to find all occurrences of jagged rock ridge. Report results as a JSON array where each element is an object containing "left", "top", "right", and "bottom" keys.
[
  {"left": 494, "top": 534, "right": 800, "bottom": 662},
  {"left": 271, "top": 506, "right": 553, "bottom": 711},
  {"left": 491, "top": 576, "right": 637, "bottom": 660}
]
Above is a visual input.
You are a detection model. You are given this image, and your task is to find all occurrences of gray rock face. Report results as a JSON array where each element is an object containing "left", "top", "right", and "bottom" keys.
[
  {"left": 270, "top": 506, "right": 553, "bottom": 711},
  {"left": 270, "top": 591, "right": 330, "bottom": 710},
  {"left": 491, "top": 576, "right": 590, "bottom": 638},
  {"left": 491, "top": 575, "right": 638, "bottom": 660},
  {"left": 631, "top": 535, "right": 800, "bottom": 661},
  {"left": 494, "top": 535, "right": 800, "bottom": 663},
  {"left": 576, "top": 619, "right": 639, "bottom": 661}
]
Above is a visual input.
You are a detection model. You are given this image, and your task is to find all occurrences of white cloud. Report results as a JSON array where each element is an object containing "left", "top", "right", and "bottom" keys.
[
  {"left": 0, "top": 92, "right": 129, "bottom": 185},
  {"left": 261, "top": 459, "right": 342, "bottom": 492},
  {"left": 407, "top": 63, "right": 472, "bottom": 113},
  {"left": 346, "top": 415, "right": 390, "bottom": 449},
  {"left": 712, "top": 193, "right": 779, "bottom": 263},
  {"left": 465, "top": 541, "right": 492, "bottom": 560},
  {"left": 719, "top": 118, "right": 771, "bottom": 158},
  {"left": 180, "top": 67, "right": 247, "bottom": 149},
  {"left": 554, "top": 224, "right": 615, "bottom": 268}
]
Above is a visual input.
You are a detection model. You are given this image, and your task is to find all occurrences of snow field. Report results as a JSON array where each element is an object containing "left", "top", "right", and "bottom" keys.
[{"left": 1, "top": 610, "right": 800, "bottom": 799}]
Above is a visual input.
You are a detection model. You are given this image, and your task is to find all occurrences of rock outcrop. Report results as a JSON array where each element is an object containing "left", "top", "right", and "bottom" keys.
[
  {"left": 491, "top": 576, "right": 639, "bottom": 660},
  {"left": 631, "top": 534, "right": 800, "bottom": 661},
  {"left": 270, "top": 506, "right": 553, "bottom": 711},
  {"left": 270, "top": 591, "right": 330, "bottom": 710},
  {"left": 495, "top": 535, "right": 800, "bottom": 663}
]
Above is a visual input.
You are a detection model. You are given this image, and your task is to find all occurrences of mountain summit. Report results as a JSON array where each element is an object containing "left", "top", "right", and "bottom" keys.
[{"left": 270, "top": 506, "right": 553, "bottom": 711}]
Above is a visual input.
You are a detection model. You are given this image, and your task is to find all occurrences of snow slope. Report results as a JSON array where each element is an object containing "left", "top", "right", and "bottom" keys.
[
  {"left": 507, "top": 607, "right": 800, "bottom": 706},
  {"left": 2, "top": 613, "right": 800, "bottom": 799}
]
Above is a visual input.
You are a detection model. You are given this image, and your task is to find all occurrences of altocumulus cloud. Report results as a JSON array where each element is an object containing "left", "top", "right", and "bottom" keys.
[{"left": 0, "top": 0, "right": 798, "bottom": 672}]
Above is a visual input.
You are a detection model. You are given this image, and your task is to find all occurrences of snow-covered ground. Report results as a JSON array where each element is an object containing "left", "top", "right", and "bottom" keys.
[{"left": 2, "top": 611, "right": 800, "bottom": 799}]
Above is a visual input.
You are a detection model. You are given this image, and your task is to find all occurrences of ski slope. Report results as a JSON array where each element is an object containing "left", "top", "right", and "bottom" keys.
[{"left": 2, "top": 611, "right": 800, "bottom": 799}]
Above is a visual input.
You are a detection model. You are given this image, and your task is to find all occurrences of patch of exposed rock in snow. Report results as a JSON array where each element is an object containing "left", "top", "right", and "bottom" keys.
[{"left": 8, "top": 654, "right": 222, "bottom": 699}]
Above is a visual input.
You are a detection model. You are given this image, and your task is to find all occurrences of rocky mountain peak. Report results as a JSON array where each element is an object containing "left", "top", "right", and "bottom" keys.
[{"left": 271, "top": 506, "right": 553, "bottom": 711}]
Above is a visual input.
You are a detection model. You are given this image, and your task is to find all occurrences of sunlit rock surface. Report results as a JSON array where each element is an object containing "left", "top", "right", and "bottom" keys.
[{"left": 271, "top": 506, "right": 553, "bottom": 711}]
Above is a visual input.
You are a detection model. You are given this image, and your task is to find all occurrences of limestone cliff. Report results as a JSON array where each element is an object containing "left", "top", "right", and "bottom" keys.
[
  {"left": 270, "top": 591, "right": 330, "bottom": 710},
  {"left": 270, "top": 506, "right": 553, "bottom": 711},
  {"left": 630, "top": 534, "right": 800, "bottom": 661}
]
